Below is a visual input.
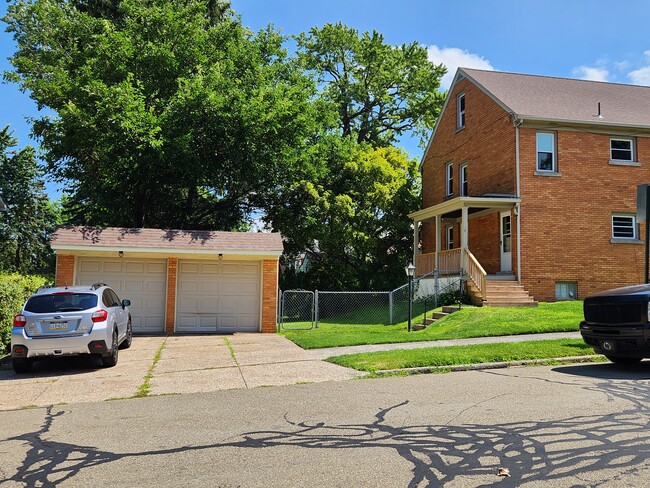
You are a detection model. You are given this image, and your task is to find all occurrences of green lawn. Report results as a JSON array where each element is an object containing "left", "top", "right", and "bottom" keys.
[
  {"left": 326, "top": 339, "right": 597, "bottom": 372},
  {"left": 280, "top": 301, "right": 583, "bottom": 349}
]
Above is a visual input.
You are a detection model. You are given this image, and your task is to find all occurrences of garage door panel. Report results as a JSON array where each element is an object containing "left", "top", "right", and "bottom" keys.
[
  {"left": 76, "top": 258, "right": 166, "bottom": 334},
  {"left": 79, "top": 260, "right": 100, "bottom": 273},
  {"left": 177, "top": 260, "right": 260, "bottom": 333},
  {"left": 125, "top": 262, "right": 145, "bottom": 273},
  {"left": 103, "top": 261, "right": 122, "bottom": 273}
]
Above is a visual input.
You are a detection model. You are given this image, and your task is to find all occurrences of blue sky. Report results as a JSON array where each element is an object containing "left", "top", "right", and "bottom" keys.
[{"left": 3, "top": 0, "right": 650, "bottom": 197}]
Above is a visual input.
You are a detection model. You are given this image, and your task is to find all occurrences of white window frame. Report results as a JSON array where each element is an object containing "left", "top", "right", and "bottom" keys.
[
  {"left": 446, "top": 225, "right": 454, "bottom": 250},
  {"left": 457, "top": 93, "right": 465, "bottom": 129},
  {"left": 536, "top": 131, "right": 556, "bottom": 172},
  {"left": 460, "top": 164, "right": 468, "bottom": 196},
  {"left": 612, "top": 213, "right": 637, "bottom": 239},
  {"left": 445, "top": 162, "right": 453, "bottom": 196},
  {"left": 610, "top": 137, "right": 635, "bottom": 162}
]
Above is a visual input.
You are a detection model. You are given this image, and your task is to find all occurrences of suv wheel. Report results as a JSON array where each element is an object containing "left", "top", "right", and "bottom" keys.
[
  {"left": 102, "top": 330, "right": 119, "bottom": 367},
  {"left": 12, "top": 358, "right": 33, "bottom": 374},
  {"left": 605, "top": 355, "right": 643, "bottom": 365},
  {"left": 119, "top": 319, "right": 133, "bottom": 350}
]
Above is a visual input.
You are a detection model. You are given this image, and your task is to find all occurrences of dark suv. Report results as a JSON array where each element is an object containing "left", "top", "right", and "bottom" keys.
[{"left": 580, "top": 284, "right": 650, "bottom": 364}]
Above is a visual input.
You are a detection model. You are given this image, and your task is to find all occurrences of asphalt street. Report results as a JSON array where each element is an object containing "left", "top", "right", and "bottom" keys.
[{"left": 2, "top": 362, "right": 650, "bottom": 487}]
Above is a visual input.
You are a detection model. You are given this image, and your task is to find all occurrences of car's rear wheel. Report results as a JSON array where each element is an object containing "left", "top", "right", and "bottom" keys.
[
  {"left": 604, "top": 355, "right": 643, "bottom": 365},
  {"left": 12, "top": 358, "right": 33, "bottom": 374},
  {"left": 102, "top": 330, "right": 119, "bottom": 367},
  {"left": 119, "top": 319, "right": 133, "bottom": 350}
]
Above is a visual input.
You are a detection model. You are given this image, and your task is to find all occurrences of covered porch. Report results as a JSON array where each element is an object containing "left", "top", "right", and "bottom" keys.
[{"left": 409, "top": 195, "right": 521, "bottom": 302}]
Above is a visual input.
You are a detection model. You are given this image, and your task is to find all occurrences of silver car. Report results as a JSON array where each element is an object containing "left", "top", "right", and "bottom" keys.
[{"left": 11, "top": 283, "right": 132, "bottom": 373}]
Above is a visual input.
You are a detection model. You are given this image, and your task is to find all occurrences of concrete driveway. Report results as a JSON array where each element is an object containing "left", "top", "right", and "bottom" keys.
[{"left": 0, "top": 334, "right": 363, "bottom": 411}]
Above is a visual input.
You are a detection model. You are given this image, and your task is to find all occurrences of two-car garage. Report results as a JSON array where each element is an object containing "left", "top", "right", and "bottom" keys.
[{"left": 51, "top": 227, "right": 282, "bottom": 334}]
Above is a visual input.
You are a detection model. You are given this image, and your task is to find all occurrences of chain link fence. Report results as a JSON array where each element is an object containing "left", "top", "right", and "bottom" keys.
[{"left": 279, "top": 269, "right": 465, "bottom": 329}]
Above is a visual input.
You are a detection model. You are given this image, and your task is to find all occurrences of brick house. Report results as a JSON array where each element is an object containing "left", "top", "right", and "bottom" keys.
[
  {"left": 51, "top": 226, "right": 282, "bottom": 334},
  {"left": 410, "top": 68, "right": 650, "bottom": 305}
]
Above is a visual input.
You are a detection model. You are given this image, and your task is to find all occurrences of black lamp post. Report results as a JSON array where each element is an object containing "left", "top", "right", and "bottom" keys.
[{"left": 405, "top": 262, "right": 416, "bottom": 332}]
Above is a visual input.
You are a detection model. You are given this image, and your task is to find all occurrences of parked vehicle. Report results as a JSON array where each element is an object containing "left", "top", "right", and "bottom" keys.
[
  {"left": 11, "top": 283, "right": 132, "bottom": 373},
  {"left": 580, "top": 284, "right": 650, "bottom": 364}
]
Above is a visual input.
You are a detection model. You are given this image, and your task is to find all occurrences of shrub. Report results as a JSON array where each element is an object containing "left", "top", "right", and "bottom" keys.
[{"left": 0, "top": 274, "right": 49, "bottom": 356}]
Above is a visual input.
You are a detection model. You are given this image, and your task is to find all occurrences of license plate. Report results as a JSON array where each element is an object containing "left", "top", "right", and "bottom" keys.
[{"left": 49, "top": 322, "right": 68, "bottom": 330}]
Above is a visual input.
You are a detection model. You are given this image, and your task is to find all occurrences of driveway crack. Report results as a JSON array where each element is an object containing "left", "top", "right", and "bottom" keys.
[{"left": 224, "top": 337, "right": 248, "bottom": 389}]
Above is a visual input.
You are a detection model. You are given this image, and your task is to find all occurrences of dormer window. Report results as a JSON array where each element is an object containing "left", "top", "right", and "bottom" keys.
[{"left": 457, "top": 93, "right": 465, "bottom": 129}]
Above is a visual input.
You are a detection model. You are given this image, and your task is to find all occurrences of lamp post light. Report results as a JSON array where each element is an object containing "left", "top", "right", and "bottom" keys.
[{"left": 405, "top": 262, "right": 416, "bottom": 332}]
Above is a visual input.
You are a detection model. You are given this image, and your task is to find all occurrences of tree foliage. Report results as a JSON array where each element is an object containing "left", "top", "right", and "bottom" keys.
[
  {"left": 269, "top": 143, "right": 420, "bottom": 291},
  {"left": 4, "top": 0, "right": 318, "bottom": 229},
  {"left": 0, "top": 127, "right": 60, "bottom": 273},
  {"left": 296, "top": 22, "right": 446, "bottom": 147}
]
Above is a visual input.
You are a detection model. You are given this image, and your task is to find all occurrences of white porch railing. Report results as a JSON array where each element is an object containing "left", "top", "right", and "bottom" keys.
[
  {"left": 465, "top": 248, "right": 487, "bottom": 298},
  {"left": 415, "top": 247, "right": 487, "bottom": 299}
]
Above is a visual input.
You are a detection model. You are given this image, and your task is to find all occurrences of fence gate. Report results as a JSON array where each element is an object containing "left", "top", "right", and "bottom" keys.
[{"left": 279, "top": 290, "right": 315, "bottom": 330}]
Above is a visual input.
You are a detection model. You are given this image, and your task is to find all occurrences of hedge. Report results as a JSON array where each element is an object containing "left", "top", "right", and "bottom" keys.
[{"left": 0, "top": 274, "right": 50, "bottom": 356}]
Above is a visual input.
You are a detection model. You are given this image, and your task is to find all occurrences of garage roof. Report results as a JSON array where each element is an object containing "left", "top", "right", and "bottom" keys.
[{"left": 51, "top": 226, "right": 284, "bottom": 255}]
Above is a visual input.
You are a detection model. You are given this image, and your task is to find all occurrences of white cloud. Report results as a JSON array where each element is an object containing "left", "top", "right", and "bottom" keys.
[
  {"left": 426, "top": 45, "right": 494, "bottom": 90},
  {"left": 572, "top": 65, "right": 609, "bottom": 82},
  {"left": 628, "top": 50, "right": 650, "bottom": 86}
]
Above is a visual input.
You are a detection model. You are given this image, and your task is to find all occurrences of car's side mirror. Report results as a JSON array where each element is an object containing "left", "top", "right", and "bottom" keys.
[{"left": 122, "top": 299, "right": 131, "bottom": 309}]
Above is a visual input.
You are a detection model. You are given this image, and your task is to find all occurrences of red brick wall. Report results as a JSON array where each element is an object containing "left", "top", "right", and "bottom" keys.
[
  {"left": 519, "top": 127, "right": 648, "bottom": 300},
  {"left": 468, "top": 213, "right": 502, "bottom": 274},
  {"left": 420, "top": 77, "right": 516, "bottom": 256},
  {"left": 261, "top": 259, "right": 278, "bottom": 333},
  {"left": 165, "top": 257, "right": 177, "bottom": 334},
  {"left": 55, "top": 255, "right": 75, "bottom": 286}
]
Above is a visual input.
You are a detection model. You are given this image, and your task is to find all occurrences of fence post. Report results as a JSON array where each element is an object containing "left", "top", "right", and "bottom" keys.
[
  {"left": 389, "top": 290, "right": 394, "bottom": 325},
  {"left": 434, "top": 269, "right": 439, "bottom": 310},
  {"left": 314, "top": 289, "right": 319, "bottom": 328},
  {"left": 458, "top": 269, "right": 463, "bottom": 310},
  {"left": 277, "top": 289, "right": 282, "bottom": 330}
]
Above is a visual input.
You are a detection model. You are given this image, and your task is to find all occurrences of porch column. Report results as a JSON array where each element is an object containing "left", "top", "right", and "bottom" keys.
[
  {"left": 434, "top": 214, "right": 441, "bottom": 269},
  {"left": 412, "top": 219, "right": 419, "bottom": 265},
  {"left": 461, "top": 206, "right": 469, "bottom": 270}
]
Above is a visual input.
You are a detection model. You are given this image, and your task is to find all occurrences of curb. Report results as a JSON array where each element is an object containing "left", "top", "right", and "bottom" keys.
[{"left": 374, "top": 355, "right": 604, "bottom": 375}]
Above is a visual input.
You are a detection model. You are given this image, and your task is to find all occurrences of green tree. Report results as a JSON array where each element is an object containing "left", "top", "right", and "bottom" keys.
[
  {"left": 0, "top": 127, "right": 60, "bottom": 273},
  {"left": 296, "top": 22, "right": 446, "bottom": 147},
  {"left": 269, "top": 144, "right": 420, "bottom": 291},
  {"left": 4, "top": 0, "right": 317, "bottom": 229}
]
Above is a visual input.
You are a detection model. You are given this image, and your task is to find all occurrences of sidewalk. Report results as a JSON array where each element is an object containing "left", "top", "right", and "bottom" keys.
[{"left": 306, "top": 331, "right": 582, "bottom": 359}]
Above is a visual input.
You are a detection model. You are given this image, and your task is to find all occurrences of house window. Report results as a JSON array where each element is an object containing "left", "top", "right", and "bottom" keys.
[
  {"left": 556, "top": 282, "right": 577, "bottom": 300},
  {"left": 610, "top": 138, "right": 634, "bottom": 162},
  {"left": 446, "top": 225, "right": 454, "bottom": 250},
  {"left": 460, "top": 164, "right": 468, "bottom": 196},
  {"left": 612, "top": 214, "right": 637, "bottom": 239},
  {"left": 536, "top": 132, "right": 556, "bottom": 172},
  {"left": 457, "top": 93, "right": 465, "bottom": 129},
  {"left": 445, "top": 162, "right": 453, "bottom": 196}
]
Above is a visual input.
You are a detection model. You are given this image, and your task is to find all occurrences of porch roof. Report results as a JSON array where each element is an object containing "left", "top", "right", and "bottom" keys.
[{"left": 409, "top": 195, "right": 521, "bottom": 222}]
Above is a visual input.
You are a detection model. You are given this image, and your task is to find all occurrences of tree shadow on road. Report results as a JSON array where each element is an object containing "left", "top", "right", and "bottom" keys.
[{"left": 3, "top": 375, "right": 650, "bottom": 487}]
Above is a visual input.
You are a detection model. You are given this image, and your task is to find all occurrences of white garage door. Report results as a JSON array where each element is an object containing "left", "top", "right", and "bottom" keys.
[
  {"left": 176, "top": 260, "right": 260, "bottom": 333},
  {"left": 76, "top": 258, "right": 167, "bottom": 333}
]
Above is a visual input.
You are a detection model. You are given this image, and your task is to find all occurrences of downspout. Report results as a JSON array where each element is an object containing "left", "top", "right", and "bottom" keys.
[{"left": 514, "top": 115, "right": 523, "bottom": 284}]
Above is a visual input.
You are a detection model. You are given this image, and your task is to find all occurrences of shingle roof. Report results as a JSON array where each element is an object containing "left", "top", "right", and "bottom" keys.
[
  {"left": 461, "top": 68, "right": 650, "bottom": 128},
  {"left": 51, "top": 226, "right": 284, "bottom": 253}
]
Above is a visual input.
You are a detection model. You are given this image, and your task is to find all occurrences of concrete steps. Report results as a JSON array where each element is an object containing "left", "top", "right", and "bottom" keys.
[
  {"left": 482, "top": 277, "right": 537, "bottom": 307},
  {"left": 413, "top": 306, "right": 460, "bottom": 330}
]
